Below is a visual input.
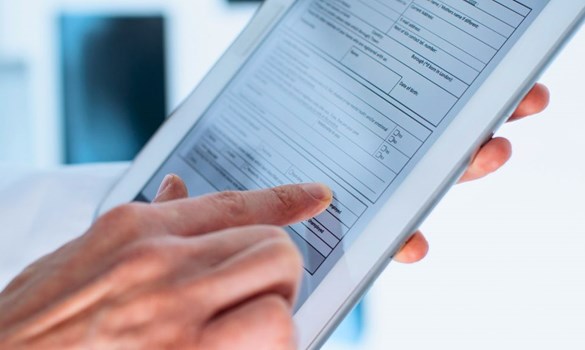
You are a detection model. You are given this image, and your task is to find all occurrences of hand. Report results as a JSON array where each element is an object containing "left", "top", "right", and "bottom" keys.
[
  {"left": 394, "top": 83, "right": 550, "bottom": 263},
  {"left": 0, "top": 180, "right": 332, "bottom": 349}
]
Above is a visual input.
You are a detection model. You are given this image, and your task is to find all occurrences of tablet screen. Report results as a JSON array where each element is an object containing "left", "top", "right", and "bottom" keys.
[{"left": 135, "top": 0, "right": 549, "bottom": 307}]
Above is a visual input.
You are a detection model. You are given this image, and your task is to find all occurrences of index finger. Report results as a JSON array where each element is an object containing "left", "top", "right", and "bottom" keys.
[{"left": 154, "top": 183, "right": 332, "bottom": 236}]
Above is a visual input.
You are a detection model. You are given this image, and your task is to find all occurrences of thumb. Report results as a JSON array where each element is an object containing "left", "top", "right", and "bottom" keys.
[{"left": 153, "top": 174, "right": 189, "bottom": 203}]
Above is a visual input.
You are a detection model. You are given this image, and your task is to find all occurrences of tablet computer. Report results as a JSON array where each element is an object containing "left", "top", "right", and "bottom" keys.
[{"left": 98, "top": 0, "right": 584, "bottom": 348}]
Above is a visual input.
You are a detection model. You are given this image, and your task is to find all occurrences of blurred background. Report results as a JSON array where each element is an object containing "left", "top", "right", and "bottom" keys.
[
  {"left": 0, "top": 0, "right": 259, "bottom": 166},
  {"left": 0, "top": 0, "right": 584, "bottom": 349}
]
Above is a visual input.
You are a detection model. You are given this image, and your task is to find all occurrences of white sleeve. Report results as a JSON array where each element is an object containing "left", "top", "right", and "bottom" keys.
[{"left": 0, "top": 162, "right": 129, "bottom": 288}]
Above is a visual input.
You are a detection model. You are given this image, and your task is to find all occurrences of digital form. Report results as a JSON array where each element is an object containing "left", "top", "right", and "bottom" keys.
[{"left": 138, "top": 0, "right": 549, "bottom": 303}]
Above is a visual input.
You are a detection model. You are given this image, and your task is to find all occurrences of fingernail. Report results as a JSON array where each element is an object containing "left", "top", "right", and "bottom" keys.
[
  {"left": 156, "top": 174, "right": 174, "bottom": 195},
  {"left": 300, "top": 183, "right": 332, "bottom": 202}
]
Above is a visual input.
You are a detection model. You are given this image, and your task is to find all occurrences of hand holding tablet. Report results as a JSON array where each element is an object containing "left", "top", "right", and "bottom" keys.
[{"left": 396, "top": 82, "right": 549, "bottom": 262}]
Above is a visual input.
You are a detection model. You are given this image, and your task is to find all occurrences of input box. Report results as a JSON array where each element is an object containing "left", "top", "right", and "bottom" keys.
[{"left": 341, "top": 47, "right": 402, "bottom": 94}]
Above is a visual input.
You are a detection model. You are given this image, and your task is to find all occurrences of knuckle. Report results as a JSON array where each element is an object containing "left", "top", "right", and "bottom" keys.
[
  {"left": 269, "top": 186, "right": 296, "bottom": 213},
  {"left": 115, "top": 238, "right": 172, "bottom": 275},
  {"left": 99, "top": 203, "right": 144, "bottom": 226},
  {"left": 256, "top": 225, "right": 289, "bottom": 240},
  {"left": 97, "top": 203, "right": 150, "bottom": 239},
  {"left": 107, "top": 203, "right": 145, "bottom": 222},
  {"left": 123, "top": 239, "right": 165, "bottom": 262},
  {"left": 98, "top": 291, "right": 188, "bottom": 342},
  {"left": 266, "top": 236, "right": 303, "bottom": 275},
  {"left": 209, "top": 191, "right": 248, "bottom": 219}
]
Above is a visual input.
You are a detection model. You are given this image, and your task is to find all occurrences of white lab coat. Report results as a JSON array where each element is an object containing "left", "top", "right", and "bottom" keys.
[{"left": 0, "top": 163, "right": 128, "bottom": 288}]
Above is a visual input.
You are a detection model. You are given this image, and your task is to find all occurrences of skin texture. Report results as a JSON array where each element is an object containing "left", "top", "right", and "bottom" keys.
[
  {"left": 0, "top": 183, "right": 333, "bottom": 349},
  {"left": 0, "top": 84, "right": 549, "bottom": 349}
]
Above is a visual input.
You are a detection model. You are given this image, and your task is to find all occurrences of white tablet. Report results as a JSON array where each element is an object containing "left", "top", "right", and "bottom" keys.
[{"left": 98, "top": 0, "right": 584, "bottom": 348}]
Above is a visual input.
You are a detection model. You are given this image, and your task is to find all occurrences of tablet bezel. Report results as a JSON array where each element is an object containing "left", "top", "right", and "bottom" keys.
[
  {"left": 97, "top": 0, "right": 294, "bottom": 213},
  {"left": 96, "top": 1, "right": 584, "bottom": 348}
]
